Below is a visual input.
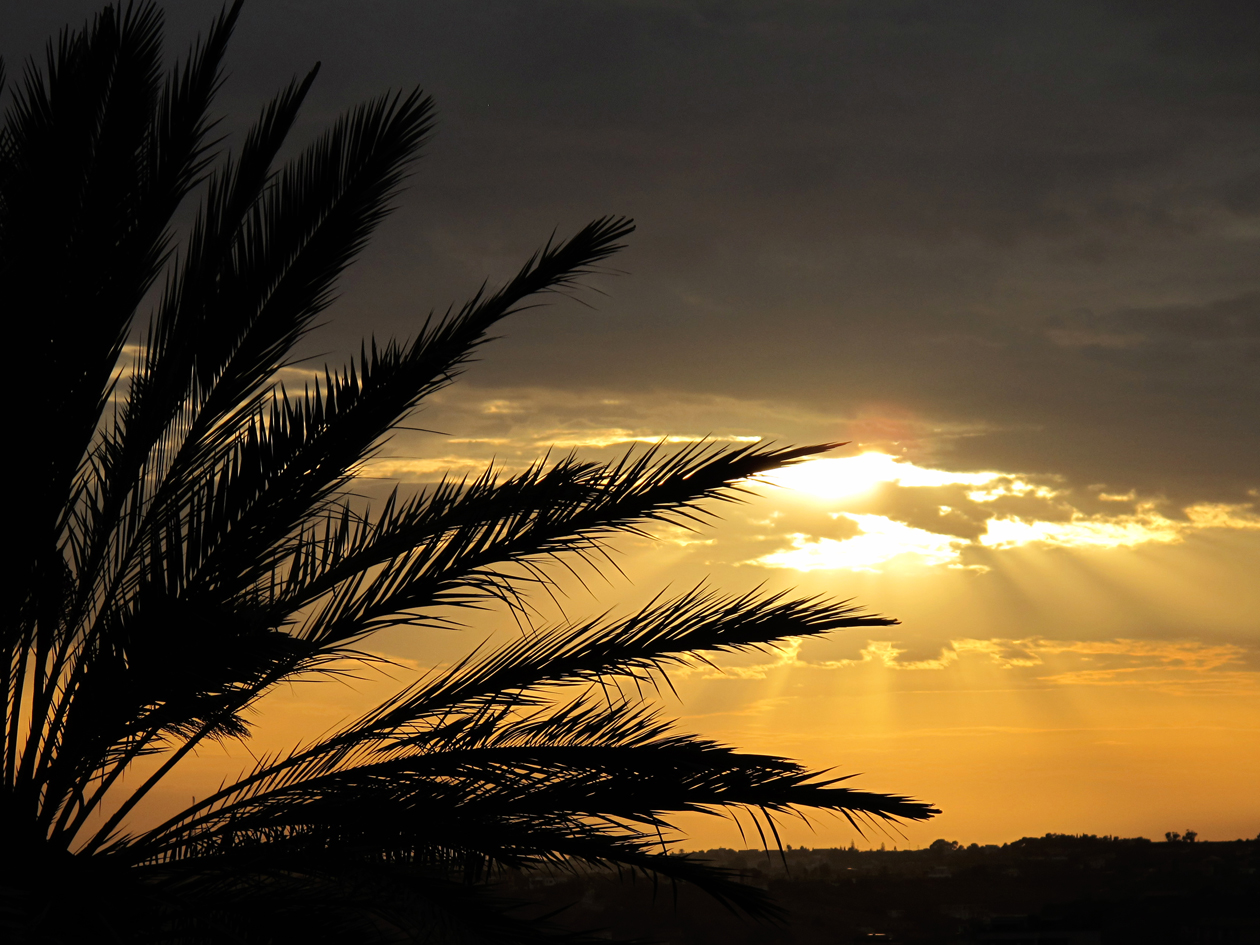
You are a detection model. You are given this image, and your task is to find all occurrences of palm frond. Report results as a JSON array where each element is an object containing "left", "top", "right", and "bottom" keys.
[
  {"left": 370, "top": 585, "right": 894, "bottom": 720},
  {"left": 2, "top": 4, "right": 937, "bottom": 940},
  {"left": 128, "top": 694, "right": 934, "bottom": 921},
  {"left": 224, "top": 438, "right": 818, "bottom": 656},
  {"left": 118, "top": 588, "right": 905, "bottom": 863}
]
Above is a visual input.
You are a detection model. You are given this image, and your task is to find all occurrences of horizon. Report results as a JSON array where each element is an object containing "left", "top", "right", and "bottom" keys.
[{"left": 680, "top": 831, "right": 1260, "bottom": 854}]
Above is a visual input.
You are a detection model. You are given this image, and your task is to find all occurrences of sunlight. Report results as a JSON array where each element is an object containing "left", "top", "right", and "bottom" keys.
[
  {"left": 756, "top": 514, "right": 964, "bottom": 571},
  {"left": 753, "top": 508, "right": 1198, "bottom": 573},
  {"left": 746, "top": 454, "right": 1260, "bottom": 573},
  {"left": 758, "top": 452, "right": 1001, "bottom": 500}
]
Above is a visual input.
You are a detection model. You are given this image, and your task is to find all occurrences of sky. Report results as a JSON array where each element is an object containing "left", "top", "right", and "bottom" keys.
[{"left": 7, "top": 0, "right": 1260, "bottom": 847}]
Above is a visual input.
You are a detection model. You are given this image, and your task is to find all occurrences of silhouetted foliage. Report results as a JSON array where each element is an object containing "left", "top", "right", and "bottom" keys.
[{"left": 0, "top": 3, "right": 936, "bottom": 942}]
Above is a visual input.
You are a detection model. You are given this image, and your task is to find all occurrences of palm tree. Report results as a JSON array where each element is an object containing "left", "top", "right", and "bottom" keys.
[{"left": 0, "top": 2, "right": 936, "bottom": 942}]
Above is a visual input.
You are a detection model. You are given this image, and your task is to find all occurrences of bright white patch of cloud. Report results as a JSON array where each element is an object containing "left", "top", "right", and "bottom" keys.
[
  {"left": 757, "top": 515, "right": 964, "bottom": 571},
  {"left": 754, "top": 506, "right": 1194, "bottom": 572},
  {"left": 759, "top": 452, "right": 1000, "bottom": 499}
]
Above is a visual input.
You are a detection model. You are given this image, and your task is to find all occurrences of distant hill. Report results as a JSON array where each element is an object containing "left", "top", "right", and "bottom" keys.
[{"left": 503, "top": 834, "right": 1260, "bottom": 944}]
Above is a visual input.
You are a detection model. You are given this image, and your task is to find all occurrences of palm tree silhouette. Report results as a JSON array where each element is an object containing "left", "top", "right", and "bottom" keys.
[{"left": 0, "top": 3, "right": 936, "bottom": 941}]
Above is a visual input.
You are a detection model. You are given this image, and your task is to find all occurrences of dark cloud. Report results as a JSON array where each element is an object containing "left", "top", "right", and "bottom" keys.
[
  {"left": 1141, "top": 300, "right": 1260, "bottom": 344},
  {"left": 7, "top": 0, "right": 1260, "bottom": 503}
]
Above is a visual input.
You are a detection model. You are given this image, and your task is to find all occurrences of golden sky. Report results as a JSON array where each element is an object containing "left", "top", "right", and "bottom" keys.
[
  {"left": 144, "top": 385, "right": 1260, "bottom": 848},
  {"left": 360, "top": 391, "right": 1260, "bottom": 847}
]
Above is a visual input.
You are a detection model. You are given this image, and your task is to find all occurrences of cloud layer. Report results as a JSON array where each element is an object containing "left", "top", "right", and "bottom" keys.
[{"left": 748, "top": 452, "right": 1260, "bottom": 572}]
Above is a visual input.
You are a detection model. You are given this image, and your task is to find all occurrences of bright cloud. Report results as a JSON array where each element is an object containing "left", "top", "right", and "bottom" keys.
[
  {"left": 757, "top": 515, "right": 965, "bottom": 571},
  {"left": 759, "top": 452, "right": 1002, "bottom": 499},
  {"left": 978, "top": 509, "right": 1182, "bottom": 550},
  {"left": 1184, "top": 503, "right": 1260, "bottom": 530},
  {"left": 750, "top": 453, "right": 1260, "bottom": 572}
]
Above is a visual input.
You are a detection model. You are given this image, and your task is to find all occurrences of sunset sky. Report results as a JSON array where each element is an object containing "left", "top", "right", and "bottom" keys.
[{"left": 8, "top": 0, "right": 1260, "bottom": 847}]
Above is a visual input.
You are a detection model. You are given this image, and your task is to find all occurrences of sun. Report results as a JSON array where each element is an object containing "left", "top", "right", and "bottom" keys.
[{"left": 755, "top": 451, "right": 999, "bottom": 501}]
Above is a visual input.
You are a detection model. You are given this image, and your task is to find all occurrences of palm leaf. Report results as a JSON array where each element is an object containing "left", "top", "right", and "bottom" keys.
[{"left": 1, "top": 4, "right": 938, "bottom": 941}]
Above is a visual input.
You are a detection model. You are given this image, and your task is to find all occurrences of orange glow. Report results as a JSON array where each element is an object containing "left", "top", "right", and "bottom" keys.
[{"left": 158, "top": 426, "right": 1260, "bottom": 850}]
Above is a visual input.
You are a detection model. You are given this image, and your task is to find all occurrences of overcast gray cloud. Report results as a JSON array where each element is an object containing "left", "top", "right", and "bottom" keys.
[{"left": 7, "top": 0, "right": 1260, "bottom": 503}]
